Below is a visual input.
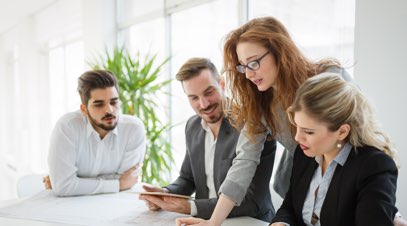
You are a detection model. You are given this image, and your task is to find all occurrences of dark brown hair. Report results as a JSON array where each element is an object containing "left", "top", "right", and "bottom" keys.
[{"left": 77, "top": 70, "right": 118, "bottom": 105}]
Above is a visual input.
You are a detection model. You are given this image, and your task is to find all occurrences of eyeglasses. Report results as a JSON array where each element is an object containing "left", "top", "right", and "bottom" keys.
[{"left": 236, "top": 51, "right": 270, "bottom": 74}]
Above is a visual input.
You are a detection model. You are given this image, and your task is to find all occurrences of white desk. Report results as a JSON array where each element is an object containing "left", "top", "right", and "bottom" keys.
[
  {"left": 0, "top": 216, "right": 269, "bottom": 226},
  {"left": 0, "top": 191, "right": 269, "bottom": 226}
]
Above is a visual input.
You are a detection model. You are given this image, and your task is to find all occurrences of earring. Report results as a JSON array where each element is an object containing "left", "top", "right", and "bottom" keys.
[{"left": 337, "top": 143, "right": 342, "bottom": 149}]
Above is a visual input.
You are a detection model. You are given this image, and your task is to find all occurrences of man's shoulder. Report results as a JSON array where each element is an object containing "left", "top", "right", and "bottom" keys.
[
  {"left": 117, "top": 114, "right": 145, "bottom": 130},
  {"left": 57, "top": 110, "right": 86, "bottom": 127},
  {"left": 185, "top": 115, "right": 203, "bottom": 135},
  {"left": 186, "top": 115, "right": 201, "bottom": 126}
]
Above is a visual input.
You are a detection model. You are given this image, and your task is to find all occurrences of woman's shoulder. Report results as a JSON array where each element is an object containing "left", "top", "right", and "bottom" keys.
[
  {"left": 355, "top": 146, "right": 391, "bottom": 158},
  {"left": 324, "top": 66, "right": 353, "bottom": 82},
  {"left": 352, "top": 146, "right": 397, "bottom": 173}
]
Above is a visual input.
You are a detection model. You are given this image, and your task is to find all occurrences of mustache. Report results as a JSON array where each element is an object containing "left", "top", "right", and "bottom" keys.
[
  {"left": 102, "top": 113, "right": 116, "bottom": 120},
  {"left": 199, "top": 104, "right": 217, "bottom": 113}
]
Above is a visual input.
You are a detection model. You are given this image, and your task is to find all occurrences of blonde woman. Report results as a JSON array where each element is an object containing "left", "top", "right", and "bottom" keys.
[{"left": 271, "top": 73, "right": 397, "bottom": 226}]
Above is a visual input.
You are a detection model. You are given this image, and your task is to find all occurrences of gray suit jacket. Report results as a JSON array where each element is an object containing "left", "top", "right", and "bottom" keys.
[{"left": 165, "top": 115, "right": 276, "bottom": 221}]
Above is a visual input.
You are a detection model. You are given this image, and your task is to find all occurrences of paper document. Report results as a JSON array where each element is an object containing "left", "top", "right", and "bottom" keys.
[{"left": 0, "top": 190, "right": 188, "bottom": 226}]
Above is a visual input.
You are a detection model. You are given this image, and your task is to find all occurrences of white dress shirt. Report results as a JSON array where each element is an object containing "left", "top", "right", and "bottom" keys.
[
  {"left": 190, "top": 119, "right": 218, "bottom": 216},
  {"left": 48, "top": 110, "right": 146, "bottom": 197}
]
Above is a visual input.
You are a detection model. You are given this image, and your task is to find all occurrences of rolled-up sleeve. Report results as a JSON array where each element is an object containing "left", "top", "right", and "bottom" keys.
[{"left": 218, "top": 125, "right": 266, "bottom": 205}]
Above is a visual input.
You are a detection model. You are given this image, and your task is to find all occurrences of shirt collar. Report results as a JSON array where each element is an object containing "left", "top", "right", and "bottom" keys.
[
  {"left": 335, "top": 142, "right": 352, "bottom": 166},
  {"left": 201, "top": 119, "right": 211, "bottom": 132},
  {"left": 315, "top": 142, "right": 352, "bottom": 166}
]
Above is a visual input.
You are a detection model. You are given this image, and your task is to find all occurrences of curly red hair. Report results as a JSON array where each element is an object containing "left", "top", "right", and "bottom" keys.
[{"left": 223, "top": 16, "right": 340, "bottom": 141}]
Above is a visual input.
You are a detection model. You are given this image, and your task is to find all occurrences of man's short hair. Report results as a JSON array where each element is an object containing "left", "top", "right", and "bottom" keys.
[
  {"left": 176, "top": 58, "right": 219, "bottom": 82},
  {"left": 77, "top": 70, "right": 118, "bottom": 105}
]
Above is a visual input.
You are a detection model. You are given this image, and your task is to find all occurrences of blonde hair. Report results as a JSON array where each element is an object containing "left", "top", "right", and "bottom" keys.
[{"left": 287, "top": 73, "right": 396, "bottom": 158}]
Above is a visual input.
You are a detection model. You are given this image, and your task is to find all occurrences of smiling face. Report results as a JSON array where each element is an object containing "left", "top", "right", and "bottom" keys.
[
  {"left": 81, "top": 86, "right": 120, "bottom": 138},
  {"left": 182, "top": 69, "right": 224, "bottom": 125},
  {"left": 293, "top": 110, "right": 349, "bottom": 162},
  {"left": 236, "top": 41, "right": 279, "bottom": 91}
]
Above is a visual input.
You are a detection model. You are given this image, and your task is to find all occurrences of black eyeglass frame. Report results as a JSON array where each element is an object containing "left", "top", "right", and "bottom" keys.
[{"left": 236, "top": 51, "right": 270, "bottom": 74}]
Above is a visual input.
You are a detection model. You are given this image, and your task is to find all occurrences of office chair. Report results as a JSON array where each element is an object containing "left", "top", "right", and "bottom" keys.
[{"left": 16, "top": 174, "right": 45, "bottom": 198}]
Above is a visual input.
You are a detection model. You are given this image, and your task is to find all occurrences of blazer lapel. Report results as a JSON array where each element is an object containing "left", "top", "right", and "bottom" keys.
[
  {"left": 295, "top": 159, "right": 319, "bottom": 216},
  {"left": 213, "top": 119, "right": 232, "bottom": 193},
  {"left": 319, "top": 165, "right": 343, "bottom": 226},
  {"left": 191, "top": 124, "right": 209, "bottom": 197},
  {"left": 320, "top": 150, "right": 354, "bottom": 226}
]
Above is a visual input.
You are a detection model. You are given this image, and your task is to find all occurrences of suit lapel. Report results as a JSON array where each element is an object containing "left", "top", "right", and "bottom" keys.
[
  {"left": 191, "top": 123, "right": 208, "bottom": 197},
  {"left": 320, "top": 165, "right": 342, "bottom": 226},
  {"left": 295, "top": 158, "right": 319, "bottom": 217},
  {"left": 320, "top": 150, "right": 354, "bottom": 226},
  {"left": 213, "top": 119, "right": 229, "bottom": 193}
]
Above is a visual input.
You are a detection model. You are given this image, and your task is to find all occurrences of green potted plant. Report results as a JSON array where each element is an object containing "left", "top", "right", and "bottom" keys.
[{"left": 90, "top": 47, "right": 174, "bottom": 185}]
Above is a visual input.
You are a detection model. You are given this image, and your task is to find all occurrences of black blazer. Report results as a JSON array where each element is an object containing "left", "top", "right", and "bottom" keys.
[
  {"left": 271, "top": 145, "right": 398, "bottom": 226},
  {"left": 165, "top": 115, "right": 276, "bottom": 221}
]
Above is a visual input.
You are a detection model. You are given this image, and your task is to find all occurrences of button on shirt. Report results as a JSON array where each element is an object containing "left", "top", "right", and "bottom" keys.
[
  {"left": 302, "top": 143, "right": 352, "bottom": 226},
  {"left": 48, "top": 110, "right": 146, "bottom": 197},
  {"left": 190, "top": 119, "right": 218, "bottom": 216}
]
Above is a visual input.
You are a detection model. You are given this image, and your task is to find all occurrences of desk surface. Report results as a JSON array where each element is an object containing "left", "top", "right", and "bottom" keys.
[
  {"left": 0, "top": 191, "right": 269, "bottom": 226},
  {"left": 0, "top": 216, "right": 269, "bottom": 226}
]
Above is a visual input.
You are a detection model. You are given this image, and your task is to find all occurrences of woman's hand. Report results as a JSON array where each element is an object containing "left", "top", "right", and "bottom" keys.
[
  {"left": 269, "top": 223, "right": 287, "bottom": 226},
  {"left": 176, "top": 217, "right": 216, "bottom": 226}
]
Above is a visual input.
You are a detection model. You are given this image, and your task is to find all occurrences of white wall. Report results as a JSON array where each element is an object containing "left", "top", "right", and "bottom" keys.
[{"left": 354, "top": 0, "right": 407, "bottom": 212}]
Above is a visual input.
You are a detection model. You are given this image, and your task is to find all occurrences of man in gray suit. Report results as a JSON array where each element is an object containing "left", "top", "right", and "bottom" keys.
[{"left": 139, "top": 58, "right": 275, "bottom": 221}]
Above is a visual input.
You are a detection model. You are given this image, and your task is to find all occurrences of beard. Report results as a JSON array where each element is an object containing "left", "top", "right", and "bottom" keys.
[
  {"left": 88, "top": 112, "right": 118, "bottom": 132},
  {"left": 199, "top": 103, "right": 223, "bottom": 124},
  {"left": 205, "top": 112, "right": 223, "bottom": 124}
]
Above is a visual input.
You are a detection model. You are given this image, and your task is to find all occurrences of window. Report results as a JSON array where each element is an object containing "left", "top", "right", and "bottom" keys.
[
  {"left": 122, "top": 0, "right": 240, "bottom": 171},
  {"left": 249, "top": 0, "right": 355, "bottom": 74},
  {"left": 170, "top": 0, "right": 239, "bottom": 164},
  {"left": 119, "top": 0, "right": 355, "bottom": 179},
  {"left": 49, "top": 41, "right": 84, "bottom": 126}
]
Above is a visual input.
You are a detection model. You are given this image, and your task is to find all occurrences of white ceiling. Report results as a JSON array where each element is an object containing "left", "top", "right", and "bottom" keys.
[{"left": 0, "top": 0, "right": 56, "bottom": 35}]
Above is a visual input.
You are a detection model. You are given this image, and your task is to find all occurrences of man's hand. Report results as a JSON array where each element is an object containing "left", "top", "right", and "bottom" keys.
[
  {"left": 43, "top": 175, "right": 52, "bottom": 190},
  {"left": 119, "top": 164, "right": 140, "bottom": 191},
  {"left": 139, "top": 183, "right": 166, "bottom": 211},
  {"left": 142, "top": 183, "right": 166, "bottom": 193},
  {"left": 140, "top": 194, "right": 191, "bottom": 215}
]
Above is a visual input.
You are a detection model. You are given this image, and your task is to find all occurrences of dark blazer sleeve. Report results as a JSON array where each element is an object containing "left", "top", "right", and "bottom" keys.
[
  {"left": 354, "top": 149, "right": 398, "bottom": 226},
  {"left": 164, "top": 117, "right": 197, "bottom": 196},
  {"left": 193, "top": 197, "right": 218, "bottom": 219},
  {"left": 164, "top": 147, "right": 196, "bottom": 195}
]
